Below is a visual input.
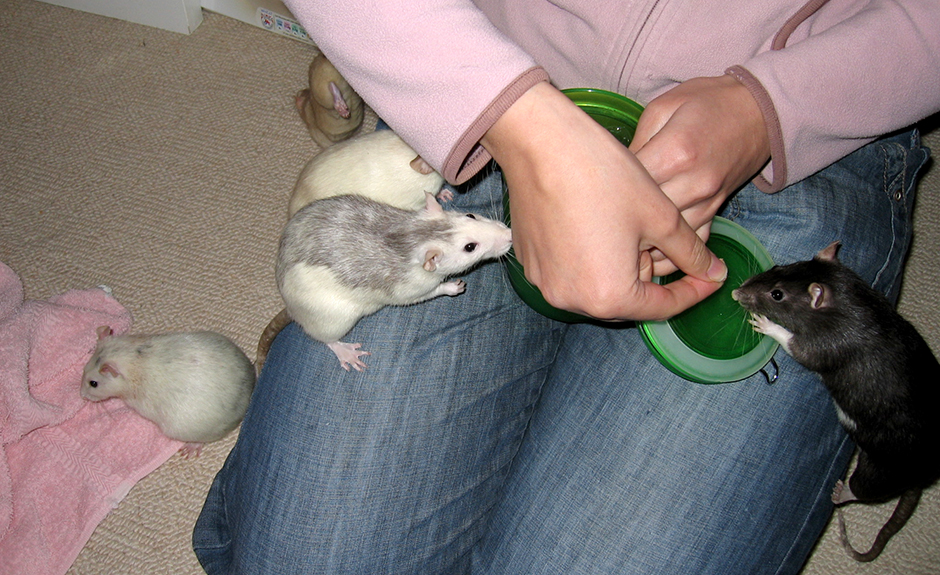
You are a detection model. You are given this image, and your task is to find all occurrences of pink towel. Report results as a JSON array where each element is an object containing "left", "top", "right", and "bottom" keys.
[{"left": 0, "top": 261, "right": 182, "bottom": 575}]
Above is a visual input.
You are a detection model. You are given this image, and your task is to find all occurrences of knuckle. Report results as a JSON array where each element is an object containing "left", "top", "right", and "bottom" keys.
[{"left": 557, "top": 282, "right": 626, "bottom": 321}]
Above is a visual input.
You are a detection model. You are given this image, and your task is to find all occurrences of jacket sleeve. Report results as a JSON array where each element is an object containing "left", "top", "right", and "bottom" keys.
[
  {"left": 728, "top": 0, "right": 940, "bottom": 193},
  {"left": 283, "top": 0, "right": 549, "bottom": 185}
]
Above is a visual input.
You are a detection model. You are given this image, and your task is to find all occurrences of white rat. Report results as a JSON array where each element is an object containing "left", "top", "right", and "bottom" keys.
[
  {"left": 288, "top": 129, "right": 448, "bottom": 217},
  {"left": 81, "top": 326, "right": 256, "bottom": 457},
  {"left": 259, "top": 192, "right": 512, "bottom": 372}
]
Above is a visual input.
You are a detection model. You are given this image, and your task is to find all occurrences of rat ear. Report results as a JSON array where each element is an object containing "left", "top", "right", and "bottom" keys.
[
  {"left": 328, "top": 81, "right": 351, "bottom": 118},
  {"left": 410, "top": 155, "right": 435, "bottom": 175},
  {"left": 808, "top": 283, "right": 832, "bottom": 309},
  {"left": 423, "top": 192, "right": 444, "bottom": 215},
  {"left": 99, "top": 362, "right": 122, "bottom": 378},
  {"left": 95, "top": 326, "right": 113, "bottom": 340},
  {"left": 816, "top": 241, "right": 841, "bottom": 262},
  {"left": 423, "top": 248, "right": 442, "bottom": 272}
]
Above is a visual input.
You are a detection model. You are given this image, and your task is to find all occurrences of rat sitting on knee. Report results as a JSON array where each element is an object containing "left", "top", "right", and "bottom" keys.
[
  {"left": 257, "top": 193, "right": 511, "bottom": 372},
  {"left": 732, "top": 241, "right": 940, "bottom": 562},
  {"left": 81, "top": 327, "right": 256, "bottom": 457}
]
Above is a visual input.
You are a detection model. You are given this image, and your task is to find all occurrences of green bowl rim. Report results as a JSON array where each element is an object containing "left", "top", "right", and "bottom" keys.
[{"left": 637, "top": 217, "right": 779, "bottom": 383}]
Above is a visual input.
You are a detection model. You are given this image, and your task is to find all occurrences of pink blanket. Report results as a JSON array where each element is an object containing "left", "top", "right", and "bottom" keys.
[{"left": 0, "top": 262, "right": 182, "bottom": 575}]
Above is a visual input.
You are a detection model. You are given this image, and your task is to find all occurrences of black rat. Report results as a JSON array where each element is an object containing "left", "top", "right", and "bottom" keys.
[
  {"left": 732, "top": 241, "right": 940, "bottom": 562},
  {"left": 257, "top": 192, "right": 512, "bottom": 372}
]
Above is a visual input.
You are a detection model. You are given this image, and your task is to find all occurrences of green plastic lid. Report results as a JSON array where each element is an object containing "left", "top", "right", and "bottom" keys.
[
  {"left": 637, "top": 217, "right": 779, "bottom": 383},
  {"left": 501, "top": 87, "right": 778, "bottom": 383}
]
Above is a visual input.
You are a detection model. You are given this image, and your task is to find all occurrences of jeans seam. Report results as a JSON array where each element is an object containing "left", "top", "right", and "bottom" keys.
[
  {"left": 772, "top": 433, "right": 854, "bottom": 575},
  {"left": 872, "top": 143, "right": 904, "bottom": 289}
]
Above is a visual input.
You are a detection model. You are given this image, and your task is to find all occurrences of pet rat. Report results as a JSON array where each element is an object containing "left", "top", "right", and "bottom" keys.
[
  {"left": 81, "top": 326, "right": 256, "bottom": 457},
  {"left": 259, "top": 192, "right": 512, "bottom": 372},
  {"left": 288, "top": 129, "right": 448, "bottom": 218},
  {"left": 295, "top": 53, "right": 364, "bottom": 148},
  {"left": 732, "top": 241, "right": 940, "bottom": 562}
]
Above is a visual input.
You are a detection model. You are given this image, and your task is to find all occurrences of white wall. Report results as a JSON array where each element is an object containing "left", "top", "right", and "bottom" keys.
[{"left": 36, "top": 0, "right": 203, "bottom": 34}]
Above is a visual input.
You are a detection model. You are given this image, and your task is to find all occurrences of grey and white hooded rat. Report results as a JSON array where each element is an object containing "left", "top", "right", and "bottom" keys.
[{"left": 258, "top": 192, "right": 512, "bottom": 372}]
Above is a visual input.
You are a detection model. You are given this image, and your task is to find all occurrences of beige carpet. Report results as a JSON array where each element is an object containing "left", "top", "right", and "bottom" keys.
[{"left": 1, "top": 1, "right": 938, "bottom": 573}]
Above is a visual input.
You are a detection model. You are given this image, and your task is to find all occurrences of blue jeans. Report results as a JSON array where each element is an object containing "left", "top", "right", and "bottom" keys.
[{"left": 193, "top": 130, "right": 928, "bottom": 574}]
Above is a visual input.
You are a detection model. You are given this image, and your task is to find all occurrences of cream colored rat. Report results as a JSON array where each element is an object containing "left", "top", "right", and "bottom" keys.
[
  {"left": 295, "top": 53, "right": 364, "bottom": 148},
  {"left": 81, "top": 326, "right": 256, "bottom": 457},
  {"left": 288, "top": 129, "right": 448, "bottom": 217}
]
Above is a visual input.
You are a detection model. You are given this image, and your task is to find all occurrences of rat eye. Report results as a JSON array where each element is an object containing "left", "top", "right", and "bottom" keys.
[
  {"left": 770, "top": 289, "right": 785, "bottom": 301},
  {"left": 88, "top": 380, "right": 99, "bottom": 388},
  {"left": 465, "top": 213, "right": 477, "bottom": 219},
  {"left": 464, "top": 242, "right": 478, "bottom": 253}
]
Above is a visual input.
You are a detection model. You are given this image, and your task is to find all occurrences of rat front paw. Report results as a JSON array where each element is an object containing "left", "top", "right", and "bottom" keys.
[
  {"left": 748, "top": 314, "right": 773, "bottom": 334},
  {"left": 442, "top": 279, "right": 466, "bottom": 296},
  {"left": 748, "top": 314, "right": 794, "bottom": 354},
  {"left": 178, "top": 442, "right": 205, "bottom": 459}
]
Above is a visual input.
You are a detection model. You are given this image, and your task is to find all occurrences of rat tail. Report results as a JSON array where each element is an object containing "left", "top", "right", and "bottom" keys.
[
  {"left": 255, "top": 308, "right": 292, "bottom": 375},
  {"left": 837, "top": 488, "right": 922, "bottom": 562}
]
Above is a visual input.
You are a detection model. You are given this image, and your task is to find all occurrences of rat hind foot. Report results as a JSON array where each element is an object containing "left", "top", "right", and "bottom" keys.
[
  {"left": 178, "top": 442, "right": 205, "bottom": 459},
  {"left": 327, "top": 341, "right": 370, "bottom": 371},
  {"left": 832, "top": 479, "right": 857, "bottom": 505}
]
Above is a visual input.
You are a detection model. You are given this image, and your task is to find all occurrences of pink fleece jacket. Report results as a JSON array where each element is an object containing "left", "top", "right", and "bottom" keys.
[
  {"left": 284, "top": 0, "right": 940, "bottom": 192},
  {"left": 0, "top": 262, "right": 181, "bottom": 575}
]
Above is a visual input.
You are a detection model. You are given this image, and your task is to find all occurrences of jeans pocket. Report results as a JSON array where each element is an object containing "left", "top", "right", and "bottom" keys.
[{"left": 868, "top": 129, "right": 931, "bottom": 295}]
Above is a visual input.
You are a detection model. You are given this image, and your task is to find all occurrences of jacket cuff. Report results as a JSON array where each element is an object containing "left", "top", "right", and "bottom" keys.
[
  {"left": 725, "top": 65, "right": 786, "bottom": 193},
  {"left": 441, "top": 67, "right": 550, "bottom": 185}
]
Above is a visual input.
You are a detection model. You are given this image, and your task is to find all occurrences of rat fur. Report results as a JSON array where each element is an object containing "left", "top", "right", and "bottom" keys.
[
  {"left": 81, "top": 327, "right": 256, "bottom": 457},
  {"left": 295, "top": 53, "right": 364, "bottom": 148},
  {"left": 258, "top": 192, "right": 511, "bottom": 372},
  {"left": 289, "top": 129, "right": 448, "bottom": 218},
  {"left": 732, "top": 241, "right": 940, "bottom": 561}
]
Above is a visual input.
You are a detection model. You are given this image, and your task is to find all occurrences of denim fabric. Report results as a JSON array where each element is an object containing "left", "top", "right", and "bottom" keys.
[{"left": 193, "top": 130, "right": 928, "bottom": 574}]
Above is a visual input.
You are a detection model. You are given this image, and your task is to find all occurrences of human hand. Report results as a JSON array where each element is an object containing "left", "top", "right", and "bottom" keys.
[
  {"left": 481, "top": 82, "right": 727, "bottom": 321},
  {"left": 629, "top": 74, "right": 771, "bottom": 276}
]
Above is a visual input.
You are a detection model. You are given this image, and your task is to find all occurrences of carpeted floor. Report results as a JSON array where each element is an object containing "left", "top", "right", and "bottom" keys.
[{"left": 1, "top": 1, "right": 938, "bottom": 573}]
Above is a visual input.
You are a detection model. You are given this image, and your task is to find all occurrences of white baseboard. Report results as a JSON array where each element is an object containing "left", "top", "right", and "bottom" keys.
[{"left": 35, "top": 0, "right": 315, "bottom": 43}]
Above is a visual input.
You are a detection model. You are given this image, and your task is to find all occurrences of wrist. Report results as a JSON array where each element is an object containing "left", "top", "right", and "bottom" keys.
[{"left": 480, "top": 81, "right": 599, "bottom": 164}]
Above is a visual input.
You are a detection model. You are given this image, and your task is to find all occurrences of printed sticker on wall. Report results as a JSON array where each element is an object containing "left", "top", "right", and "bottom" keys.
[{"left": 258, "top": 8, "right": 315, "bottom": 45}]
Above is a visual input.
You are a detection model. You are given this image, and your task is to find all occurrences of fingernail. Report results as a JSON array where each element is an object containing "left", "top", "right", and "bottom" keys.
[{"left": 709, "top": 257, "right": 728, "bottom": 283}]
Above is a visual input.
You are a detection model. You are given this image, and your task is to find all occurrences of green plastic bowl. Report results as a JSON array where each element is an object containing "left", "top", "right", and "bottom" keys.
[
  {"left": 637, "top": 217, "right": 779, "bottom": 383},
  {"left": 501, "top": 88, "right": 778, "bottom": 383},
  {"left": 501, "top": 88, "right": 643, "bottom": 323}
]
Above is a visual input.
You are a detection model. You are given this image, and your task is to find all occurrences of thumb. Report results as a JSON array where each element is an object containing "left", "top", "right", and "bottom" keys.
[
  {"left": 664, "top": 223, "right": 727, "bottom": 284},
  {"left": 630, "top": 220, "right": 727, "bottom": 321}
]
